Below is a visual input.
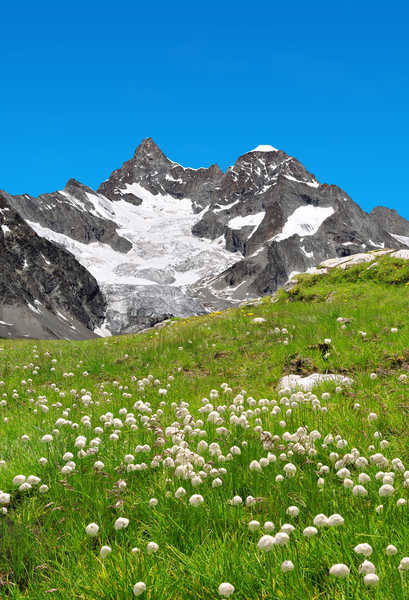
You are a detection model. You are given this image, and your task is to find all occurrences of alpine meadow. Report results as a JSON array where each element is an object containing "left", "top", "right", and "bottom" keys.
[
  {"left": 0, "top": 253, "right": 408, "bottom": 598},
  {"left": 2, "top": 3, "right": 409, "bottom": 599}
]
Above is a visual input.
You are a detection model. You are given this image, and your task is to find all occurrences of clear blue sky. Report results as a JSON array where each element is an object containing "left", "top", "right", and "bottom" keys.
[{"left": 1, "top": 1, "right": 408, "bottom": 218}]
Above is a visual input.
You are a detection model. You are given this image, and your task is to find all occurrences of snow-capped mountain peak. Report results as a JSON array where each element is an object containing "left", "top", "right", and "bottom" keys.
[
  {"left": 250, "top": 144, "right": 279, "bottom": 152},
  {"left": 2, "top": 138, "right": 409, "bottom": 340}
]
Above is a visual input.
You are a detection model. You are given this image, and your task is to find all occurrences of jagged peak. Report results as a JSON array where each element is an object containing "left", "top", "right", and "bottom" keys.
[
  {"left": 64, "top": 179, "right": 96, "bottom": 196},
  {"left": 64, "top": 178, "right": 87, "bottom": 189},
  {"left": 133, "top": 137, "right": 166, "bottom": 159},
  {"left": 370, "top": 205, "right": 399, "bottom": 215}
]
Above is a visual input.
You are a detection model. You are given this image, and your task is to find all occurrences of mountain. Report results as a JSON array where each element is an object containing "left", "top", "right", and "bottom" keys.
[
  {"left": 2, "top": 138, "right": 409, "bottom": 339},
  {"left": 0, "top": 190, "right": 105, "bottom": 339}
]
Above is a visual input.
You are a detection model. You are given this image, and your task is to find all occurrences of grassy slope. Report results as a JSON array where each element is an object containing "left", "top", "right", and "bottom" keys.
[{"left": 0, "top": 255, "right": 408, "bottom": 599}]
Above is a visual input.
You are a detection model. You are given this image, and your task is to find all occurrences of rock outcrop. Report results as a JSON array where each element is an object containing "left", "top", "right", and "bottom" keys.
[{"left": 0, "top": 190, "right": 106, "bottom": 339}]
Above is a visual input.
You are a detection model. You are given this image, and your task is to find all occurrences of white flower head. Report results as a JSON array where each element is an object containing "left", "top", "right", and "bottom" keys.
[
  {"left": 114, "top": 517, "right": 129, "bottom": 530},
  {"left": 175, "top": 487, "right": 186, "bottom": 499},
  {"left": 100, "top": 545, "right": 112, "bottom": 558},
  {"left": 275, "top": 532, "right": 290, "bottom": 546},
  {"left": 218, "top": 582, "right": 235, "bottom": 597},
  {"left": 249, "top": 460, "right": 262, "bottom": 473},
  {"left": 0, "top": 492, "right": 10, "bottom": 504},
  {"left": 303, "top": 526, "right": 318, "bottom": 537},
  {"left": 146, "top": 541, "right": 159, "bottom": 554},
  {"left": 133, "top": 582, "right": 146, "bottom": 596},
  {"left": 352, "top": 485, "right": 368, "bottom": 497},
  {"left": 329, "top": 564, "right": 350, "bottom": 578},
  {"left": 327, "top": 514, "right": 344, "bottom": 527},
  {"left": 85, "top": 523, "right": 99, "bottom": 537},
  {"left": 12, "top": 475, "right": 26, "bottom": 486},
  {"left": 281, "top": 560, "right": 294, "bottom": 572},
  {"left": 364, "top": 573, "right": 379, "bottom": 587},
  {"left": 189, "top": 494, "right": 204, "bottom": 507},
  {"left": 313, "top": 513, "right": 328, "bottom": 527},
  {"left": 354, "top": 543, "right": 373, "bottom": 557},
  {"left": 18, "top": 482, "right": 31, "bottom": 492},
  {"left": 359, "top": 560, "right": 376, "bottom": 575},
  {"left": 257, "top": 535, "right": 276, "bottom": 552},
  {"left": 379, "top": 484, "right": 394, "bottom": 497},
  {"left": 398, "top": 557, "right": 409, "bottom": 571},
  {"left": 248, "top": 520, "right": 260, "bottom": 532},
  {"left": 283, "top": 463, "right": 296, "bottom": 477}
]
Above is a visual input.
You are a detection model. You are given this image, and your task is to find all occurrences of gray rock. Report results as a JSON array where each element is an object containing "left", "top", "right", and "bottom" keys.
[
  {"left": 101, "top": 282, "right": 206, "bottom": 335},
  {"left": 8, "top": 179, "right": 131, "bottom": 252},
  {"left": 370, "top": 206, "right": 409, "bottom": 236},
  {"left": 0, "top": 190, "right": 106, "bottom": 339}
]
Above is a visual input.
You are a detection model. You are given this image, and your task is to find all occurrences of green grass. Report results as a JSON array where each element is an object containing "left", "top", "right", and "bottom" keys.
[{"left": 0, "top": 255, "right": 408, "bottom": 599}]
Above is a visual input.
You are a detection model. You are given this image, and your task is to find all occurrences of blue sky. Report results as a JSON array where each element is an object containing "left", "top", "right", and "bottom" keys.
[{"left": 1, "top": 1, "right": 408, "bottom": 218}]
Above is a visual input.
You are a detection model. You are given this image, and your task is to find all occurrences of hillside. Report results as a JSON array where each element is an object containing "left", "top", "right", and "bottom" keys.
[{"left": 0, "top": 254, "right": 408, "bottom": 599}]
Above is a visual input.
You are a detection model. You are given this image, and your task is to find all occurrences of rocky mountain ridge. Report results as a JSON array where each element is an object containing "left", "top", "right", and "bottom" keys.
[
  {"left": 2, "top": 138, "right": 409, "bottom": 339},
  {"left": 0, "top": 190, "right": 105, "bottom": 339}
]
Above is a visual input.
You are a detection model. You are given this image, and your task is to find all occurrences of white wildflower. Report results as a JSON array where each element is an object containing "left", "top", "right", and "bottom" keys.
[
  {"left": 146, "top": 541, "right": 159, "bottom": 554},
  {"left": 85, "top": 523, "right": 99, "bottom": 537},
  {"left": 303, "top": 526, "right": 318, "bottom": 537},
  {"left": 100, "top": 545, "right": 112, "bottom": 558},
  {"left": 218, "top": 582, "right": 235, "bottom": 597},
  {"left": 329, "top": 564, "right": 350, "bottom": 578},
  {"left": 364, "top": 574, "right": 379, "bottom": 587},
  {"left": 354, "top": 543, "right": 373, "bottom": 557},
  {"left": 257, "top": 535, "right": 276, "bottom": 551},
  {"left": 114, "top": 517, "right": 129, "bottom": 530},
  {"left": 281, "top": 560, "right": 294, "bottom": 572},
  {"left": 189, "top": 494, "right": 204, "bottom": 506},
  {"left": 133, "top": 582, "right": 146, "bottom": 596},
  {"left": 359, "top": 560, "right": 376, "bottom": 575},
  {"left": 248, "top": 520, "right": 260, "bottom": 532}
]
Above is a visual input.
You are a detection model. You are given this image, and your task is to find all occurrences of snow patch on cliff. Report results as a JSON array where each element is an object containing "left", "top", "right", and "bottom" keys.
[
  {"left": 389, "top": 232, "right": 409, "bottom": 248},
  {"left": 272, "top": 205, "right": 334, "bottom": 241}
]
